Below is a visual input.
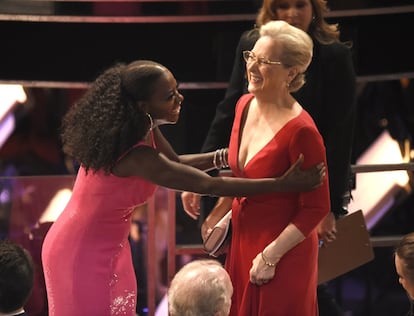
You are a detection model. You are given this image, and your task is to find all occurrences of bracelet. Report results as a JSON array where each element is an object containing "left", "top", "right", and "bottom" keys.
[
  {"left": 218, "top": 148, "right": 224, "bottom": 169},
  {"left": 261, "top": 252, "right": 276, "bottom": 267},
  {"left": 221, "top": 148, "right": 229, "bottom": 168},
  {"left": 213, "top": 149, "right": 221, "bottom": 169},
  {"left": 213, "top": 148, "right": 229, "bottom": 169}
]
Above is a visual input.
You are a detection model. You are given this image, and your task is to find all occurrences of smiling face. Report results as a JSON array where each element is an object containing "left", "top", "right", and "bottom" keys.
[
  {"left": 272, "top": 0, "right": 313, "bottom": 32},
  {"left": 246, "top": 36, "right": 290, "bottom": 97},
  {"left": 146, "top": 69, "right": 183, "bottom": 125},
  {"left": 395, "top": 254, "right": 414, "bottom": 300}
]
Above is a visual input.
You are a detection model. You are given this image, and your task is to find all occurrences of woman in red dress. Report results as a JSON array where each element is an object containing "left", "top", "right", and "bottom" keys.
[{"left": 223, "top": 21, "right": 330, "bottom": 315}]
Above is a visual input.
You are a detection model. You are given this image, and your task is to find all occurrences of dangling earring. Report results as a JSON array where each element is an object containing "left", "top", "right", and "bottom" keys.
[
  {"left": 286, "top": 81, "right": 291, "bottom": 89},
  {"left": 146, "top": 113, "right": 154, "bottom": 131}
]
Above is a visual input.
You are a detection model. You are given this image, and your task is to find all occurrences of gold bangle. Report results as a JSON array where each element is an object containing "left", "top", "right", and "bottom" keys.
[{"left": 261, "top": 252, "right": 276, "bottom": 267}]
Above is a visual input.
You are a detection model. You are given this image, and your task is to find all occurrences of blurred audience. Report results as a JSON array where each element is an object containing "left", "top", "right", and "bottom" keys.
[
  {"left": 0, "top": 239, "right": 34, "bottom": 316},
  {"left": 395, "top": 232, "right": 414, "bottom": 316}
]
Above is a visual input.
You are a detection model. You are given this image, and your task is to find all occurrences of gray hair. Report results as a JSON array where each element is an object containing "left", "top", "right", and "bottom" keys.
[{"left": 168, "top": 259, "right": 233, "bottom": 316}]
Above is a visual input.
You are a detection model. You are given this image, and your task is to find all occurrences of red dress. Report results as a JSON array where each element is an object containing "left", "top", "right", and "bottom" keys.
[
  {"left": 226, "top": 94, "right": 330, "bottom": 316},
  {"left": 42, "top": 141, "right": 156, "bottom": 316}
]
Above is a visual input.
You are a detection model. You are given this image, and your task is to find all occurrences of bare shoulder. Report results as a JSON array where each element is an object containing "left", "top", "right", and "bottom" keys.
[{"left": 112, "top": 145, "right": 159, "bottom": 177}]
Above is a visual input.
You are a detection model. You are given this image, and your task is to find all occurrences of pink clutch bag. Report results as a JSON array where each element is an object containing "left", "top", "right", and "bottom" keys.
[{"left": 202, "top": 210, "right": 232, "bottom": 257}]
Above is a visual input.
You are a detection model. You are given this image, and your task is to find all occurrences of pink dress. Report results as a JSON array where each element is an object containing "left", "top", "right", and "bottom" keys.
[
  {"left": 42, "top": 141, "right": 156, "bottom": 316},
  {"left": 226, "top": 94, "right": 330, "bottom": 316}
]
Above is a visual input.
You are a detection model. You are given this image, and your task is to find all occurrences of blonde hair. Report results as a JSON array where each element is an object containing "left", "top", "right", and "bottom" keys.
[
  {"left": 260, "top": 20, "right": 313, "bottom": 92},
  {"left": 256, "top": 0, "right": 340, "bottom": 44}
]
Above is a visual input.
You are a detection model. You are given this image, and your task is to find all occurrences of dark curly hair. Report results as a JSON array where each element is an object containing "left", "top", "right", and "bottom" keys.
[{"left": 61, "top": 60, "right": 166, "bottom": 174}]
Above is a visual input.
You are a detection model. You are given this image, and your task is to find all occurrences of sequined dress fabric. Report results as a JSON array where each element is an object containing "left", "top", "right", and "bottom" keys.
[{"left": 42, "top": 141, "right": 156, "bottom": 315}]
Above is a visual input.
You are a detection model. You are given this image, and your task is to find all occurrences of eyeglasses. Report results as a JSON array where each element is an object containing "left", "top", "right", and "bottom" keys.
[{"left": 242, "top": 50, "right": 282, "bottom": 66}]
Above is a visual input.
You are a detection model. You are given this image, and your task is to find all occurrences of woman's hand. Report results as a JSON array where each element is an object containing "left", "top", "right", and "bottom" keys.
[
  {"left": 280, "top": 154, "right": 325, "bottom": 192},
  {"left": 249, "top": 251, "right": 278, "bottom": 286},
  {"left": 180, "top": 192, "right": 201, "bottom": 219}
]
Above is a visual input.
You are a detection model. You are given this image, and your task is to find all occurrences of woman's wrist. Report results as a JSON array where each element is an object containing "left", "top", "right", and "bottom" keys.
[
  {"left": 261, "top": 245, "right": 281, "bottom": 266},
  {"left": 261, "top": 251, "right": 277, "bottom": 267}
]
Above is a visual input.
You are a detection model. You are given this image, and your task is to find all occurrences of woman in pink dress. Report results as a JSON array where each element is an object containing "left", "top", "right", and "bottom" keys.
[
  {"left": 215, "top": 21, "right": 331, "bottom": 315},
  {"left": 41, "top": 60, "right": 325, "bottom": 315}
]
